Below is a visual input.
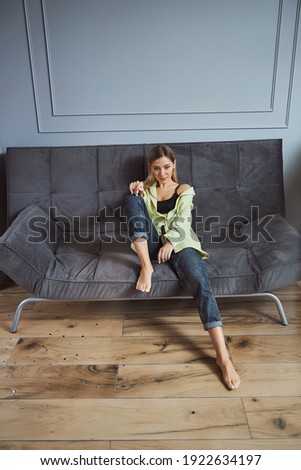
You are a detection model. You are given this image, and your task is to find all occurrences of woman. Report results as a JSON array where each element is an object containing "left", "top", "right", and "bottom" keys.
[{"left": 124, "top": 144, "right": 240, "bottom": 390}]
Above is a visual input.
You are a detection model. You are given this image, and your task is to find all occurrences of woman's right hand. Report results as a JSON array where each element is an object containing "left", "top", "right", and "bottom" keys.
[{"left": 129, "top": 180, "right": 145, "bottom": 196}]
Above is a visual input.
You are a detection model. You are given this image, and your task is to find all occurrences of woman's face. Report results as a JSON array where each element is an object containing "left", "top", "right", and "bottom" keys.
[{"left": 150, "top": 156, "right": 176, "bottom": 184}]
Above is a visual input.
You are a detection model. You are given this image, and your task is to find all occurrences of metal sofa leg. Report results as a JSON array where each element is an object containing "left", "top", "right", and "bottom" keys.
[
  {"left": 11, "top": 291, "right": 288, "bottom": 333},
  {"left": 11, "top": 297, "right": 50, "bottom": 333},
  {"left": 215, "top": 292, "right": 288, "bottom": 326},
  {"left": 261, "top": 292, "right": 288, "bottom": 325}
]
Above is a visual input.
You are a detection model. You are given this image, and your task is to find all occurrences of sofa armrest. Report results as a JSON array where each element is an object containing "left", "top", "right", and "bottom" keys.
[{"left": 0, "top": 205, "right": 61, "bottom": 293}]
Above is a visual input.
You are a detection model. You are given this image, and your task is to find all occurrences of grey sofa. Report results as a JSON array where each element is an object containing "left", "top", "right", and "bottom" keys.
[{"left": 1, "top": 139, "right": 301, "bottom": 332}]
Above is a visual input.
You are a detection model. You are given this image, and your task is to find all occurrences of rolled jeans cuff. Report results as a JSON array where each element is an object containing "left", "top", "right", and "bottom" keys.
[
  {"left": 204, "top": 320, "right": 223, "bottom": 331},
  {"left": 129, "top": 232, "right": 149, "bottom": 242}
]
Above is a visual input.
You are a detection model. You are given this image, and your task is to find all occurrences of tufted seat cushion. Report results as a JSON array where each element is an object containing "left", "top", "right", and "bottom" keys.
[{"left": 1, "top": 207, "right": 300, "bottom": 302}]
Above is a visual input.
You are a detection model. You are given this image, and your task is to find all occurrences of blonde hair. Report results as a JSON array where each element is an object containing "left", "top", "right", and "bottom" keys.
[{"left": 144, "top": 144, "right": 178, "bottom": 189}]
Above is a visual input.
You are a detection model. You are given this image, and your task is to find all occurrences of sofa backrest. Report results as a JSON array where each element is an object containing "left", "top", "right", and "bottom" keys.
[{"left": 6, "top": 139, "right": 285, "bottom": 235}]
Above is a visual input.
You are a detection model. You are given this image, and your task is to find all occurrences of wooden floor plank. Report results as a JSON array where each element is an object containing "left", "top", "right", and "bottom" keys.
[
  {"left": 243, "top": 397, "right": 301, "bottom": 438},
  {"left": 2, "top": 310, "right": 124, "bottom": 338},
  {"left": 229, "top": 335, "right": 301, "bottom": 362},
  {"left": 111, "top": 439, "right": 301, "bottom": 450},
  {"left": 0, "top": 364, "right": 118, "bottom": 399},
  {"left": 0, "top": 338, "right": 19, "bottom": 364},
  {"left": 8, "top": 336, "right": 218, "bottom": 365},
  {"left": 0, "top": 441, "right": 110, "bottom": 450},
  {"left": 0, "top": 398, "right": 249, "bottom": 441},
  {"left": 116, "top": 363, "right": 301, "bottom": 398},
  {"left": 123, "top": 312, "right": 301, "bottom": 338},
  {"left": 2, "top": 438, "right": 300, "bottom": 451}
]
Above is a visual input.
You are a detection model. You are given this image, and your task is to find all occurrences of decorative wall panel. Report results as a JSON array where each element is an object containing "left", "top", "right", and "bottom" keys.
[{"left": 24, "top": 0, "right": 300, "bottom": 132}]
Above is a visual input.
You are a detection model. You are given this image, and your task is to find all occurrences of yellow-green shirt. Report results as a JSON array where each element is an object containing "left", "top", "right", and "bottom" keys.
[{"left": 141, "top": 183, "right": 208, "bottom": 259}]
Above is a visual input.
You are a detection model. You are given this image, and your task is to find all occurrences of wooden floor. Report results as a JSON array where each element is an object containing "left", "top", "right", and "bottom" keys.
[{"left": 0, "top": 279, "right": 300, "bottom": 450}]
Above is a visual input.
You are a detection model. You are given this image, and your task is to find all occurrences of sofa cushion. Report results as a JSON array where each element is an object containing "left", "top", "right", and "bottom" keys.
[
  {"left": 242, "top": 213, "right": 301, "bottom": 291},
  {"left": 205, "top": 245, "right": 258, "bottom": 295},
  {"left": 26, "top": 232, "right": 258, "bottom": 299}
]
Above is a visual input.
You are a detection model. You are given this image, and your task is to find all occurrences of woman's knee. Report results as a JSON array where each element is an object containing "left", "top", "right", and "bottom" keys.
[
  {"left": 124, "top": 194, "right": 146, "bottom": 217},
  {"left": 126, "top": 193, "right": 147, "bottom": 209}
]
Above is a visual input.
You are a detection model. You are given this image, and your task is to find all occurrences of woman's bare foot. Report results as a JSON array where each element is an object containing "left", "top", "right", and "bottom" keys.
[
  {"left": 136, "top": 264, "right": 154, "bottom": 292},
  {"left": 217, "top": 358, "right": 240, "bottom": 391},
  {"left": 208, "top": 326, "right": 240, "bottom": 391}
]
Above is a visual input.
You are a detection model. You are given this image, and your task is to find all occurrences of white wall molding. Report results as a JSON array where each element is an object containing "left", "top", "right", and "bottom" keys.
[{"left": 24, "top": 0, "right": 301, "bottom": 133}]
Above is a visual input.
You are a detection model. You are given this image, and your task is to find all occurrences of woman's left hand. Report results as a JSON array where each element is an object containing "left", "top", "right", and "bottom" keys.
[{"left": 158, "top": 242, "right": 174, "bottom": 263}]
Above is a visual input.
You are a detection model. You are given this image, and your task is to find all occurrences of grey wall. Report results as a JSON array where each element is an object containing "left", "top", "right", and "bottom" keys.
[
  {"left": 0, "top": 0, "right": 300, "bottom": 230},
  {"left": 0, "top": 153, "right": 7, "bottom": 284},
  {"left": 0, "top": 154, "right": 6, "bottom": 235}
]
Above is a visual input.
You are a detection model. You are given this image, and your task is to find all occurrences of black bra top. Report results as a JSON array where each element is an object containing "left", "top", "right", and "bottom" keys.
[{"left": 157, "top": 185, "right": 180, "bottom": 214}]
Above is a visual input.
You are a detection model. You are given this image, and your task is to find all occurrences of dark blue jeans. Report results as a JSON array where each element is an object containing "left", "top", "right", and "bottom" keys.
[{"left": 124, "top": 194, "right": 222, "bottom": 330}]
